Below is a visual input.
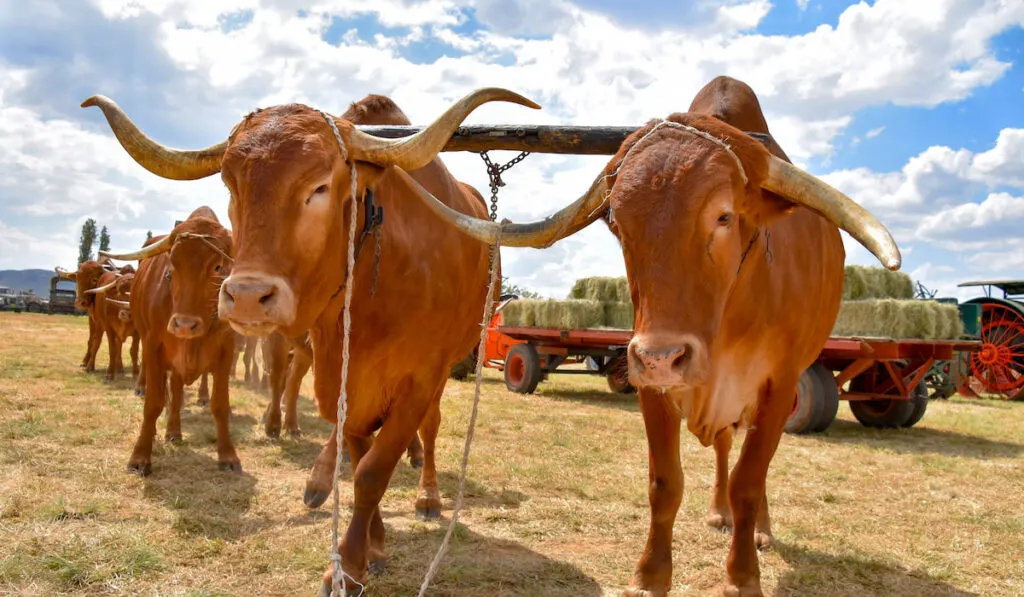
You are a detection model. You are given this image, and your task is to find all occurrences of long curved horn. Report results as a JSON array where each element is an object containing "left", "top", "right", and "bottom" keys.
[
  {"left": 101, "top": 233, "right": 174, "bottom": 261},
  {"left": 85, "top": 277, "right": 120, "bottom": 295},
  {"left": 392, "top": 166, "right": 609, "bottom": 247},
  {"left": 347, "top": 88, "right": 541, "bottom": 172},
  {"left": 81, "top": 95, "right": 226, "bottom": 181},
  {"left": 762, "top": 156, "right": 901, "bottom": 270},
  {"left": 55, "top": 267, "right": 76, "bottom": 281},
  {"left": 106, "top": 298, "right": 131, "bottom": 308}
]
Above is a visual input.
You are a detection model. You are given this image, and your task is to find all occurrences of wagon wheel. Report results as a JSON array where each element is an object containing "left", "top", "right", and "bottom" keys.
[
  {"left": 605, "top": 354, "right": 636, "bottom": 394},
  {"left": 968, "top": 302, "right": 1024, "bottom": 399},
  {"left": 504, "top": 343, "right": 542, "bottom": 394},
  {"left": 848, "top": 361, "right": 918, "bottom": 428}
]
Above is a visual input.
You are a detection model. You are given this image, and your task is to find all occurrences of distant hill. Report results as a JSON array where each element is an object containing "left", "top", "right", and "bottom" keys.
[{"left": 0, "top": 269, "right": 57, "bottom": 297}]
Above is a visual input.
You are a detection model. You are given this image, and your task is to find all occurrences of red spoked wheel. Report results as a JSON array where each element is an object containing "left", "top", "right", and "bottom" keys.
[{"left": 968, "top": 302, "right": 1024, "bottom": 399}]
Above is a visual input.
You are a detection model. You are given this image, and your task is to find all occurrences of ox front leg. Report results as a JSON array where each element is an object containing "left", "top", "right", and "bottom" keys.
[
  {"left": 414, "top": 393, "right": 442, "bottom": 520},
  {"left": 197, "top": 372, "right": 210, "bottom": 407},
  {"left": 626, "top": 389, "right": 683, "bottom": 597},
  {"left": 722, "top": 377, "right": 796, "bottom": 597},
  {"left": 86, "top": 325, "right": 104, "bottom": 372},
  {"left": 165, "top": 372, "right": 184, "bottom": 442},
  {"left": 128, "top": 346, "right": 166, "bottom": 476},
  {"left": 707, "top": 427, "right": 734, "bottom": 530},
  {"left": 305, "top": 425, "right": 340, "bottom": 508},
  {"left": 130, "top": 333, "right": 140, "bottom": 377},
  {"left": 104, "top": 331, "right": 123, "bottom": 382},
  {"left": 210, "top": 352, "right": 241, "bottom": 473},
  {"left": 261, "top": 333, "right": 290, "bottom": 438},
  {"left": 81, "top": 318, "right": 97, "bottom": 369},
  {"left": 282, "top": 347, "right": 312, "bottom": 437}
]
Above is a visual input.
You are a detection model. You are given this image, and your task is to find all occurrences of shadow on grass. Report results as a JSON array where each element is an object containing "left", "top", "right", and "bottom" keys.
[
  {"left": 816, "top": 419, "right": 1024, "bottom": 460},
  {"left": 774, "top": 541, "right": 980, "bottom": 596},
  {"left": 356, "top": 522, "right": 602, "bottom": 596},
  {"left": 536, "top": 387, "right": 639, "bottom": 413},
  {"left": 140, "top": 445, "right": 259, "bottom": 542}
]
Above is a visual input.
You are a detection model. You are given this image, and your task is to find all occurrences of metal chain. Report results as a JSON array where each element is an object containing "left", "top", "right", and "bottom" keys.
[{"left": 477, "top": 150, "right": 530, "bottom": 222}]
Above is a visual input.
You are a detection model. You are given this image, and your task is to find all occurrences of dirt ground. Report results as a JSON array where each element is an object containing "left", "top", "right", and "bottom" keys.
[{"left": 1, "top": 312, "right": 1022, "bottom": 596}]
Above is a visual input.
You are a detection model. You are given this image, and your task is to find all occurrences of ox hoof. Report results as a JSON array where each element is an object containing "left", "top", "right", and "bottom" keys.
[
  {"left": 317, "top": 580, "right": 365, "bottom": 597},
  {"left": 706, "top": 512, "right": 733, "bottom": 530},
  {"left": 623, "top": 587, "right": 667, "bottom": 597},
  {"left": 264, "top": 425, "right": 281, "bottom": 439},
  {"left": 134, "top": 388, "right": 145, "bottom": 398},
  {"left": 197, "top": 399, "right": 210, "bottom": 408},
  {"left": 165, "top": 433, "right": 183, "bottom": 443},
  {"left": 218, "top": 461, "right": 243, "bottom": 473},
  {"left": 409, "top": 456, "right": 424, "bottom": 469},
  {"left": 127, "top": 462, "right": 152, "bottom": 477},
  {"left": 755, "top": 531, "right": 773, "bottom": 550},
  {"left": 416, "top": 507, "right": 441, "bottom": 521},
  {"left": 286, "top": 428, "right": 302, "bottom": 438},
  {"left": 304, "top": 487, "right": 332, "bottom": 509},
  {"left": 720, "top": 584, "right": 764, "bottom": 597},
  {"left": 103, "top": 376, "right": 114, "bottom": 384},
  {"left": 369, "top": 558, "right": 387, "bottom": 576}
]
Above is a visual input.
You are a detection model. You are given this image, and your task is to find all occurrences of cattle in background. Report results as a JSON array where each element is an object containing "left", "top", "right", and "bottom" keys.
[
  {"left": 83, "top": 86, "right": 536, "bottom": 589},
  {"left": 83, "top": 268, "right": 140, "bottom": 381},
  {"left": 102, "top": 206, "right": 239, "bottom": 476},
  {"left": 55, "top": 258, "right": 131, "bottom": 373},
  {"left": 396, "top": 76, "right": 901, "bottom": 597}
]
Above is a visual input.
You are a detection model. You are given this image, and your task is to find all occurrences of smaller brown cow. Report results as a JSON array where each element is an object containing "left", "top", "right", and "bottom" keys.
[
  {"left": 56, "top": 258, "right": 121, "bottom": 372},
  {"left": 84, "top": 269, "right": 140, "bottom": 381},
  {"left": 102, "top": 206, "right": 239, "bottom": 476}
]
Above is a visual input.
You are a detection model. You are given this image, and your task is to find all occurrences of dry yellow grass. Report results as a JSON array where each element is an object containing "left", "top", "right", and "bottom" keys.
[{"left": 1, "top": 312, "right": 1023, "bottom": 596}]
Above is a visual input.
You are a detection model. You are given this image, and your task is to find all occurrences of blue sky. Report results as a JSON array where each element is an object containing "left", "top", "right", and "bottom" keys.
[{"left": 1, "top": 0, "right": 1023, "bottom": 300}]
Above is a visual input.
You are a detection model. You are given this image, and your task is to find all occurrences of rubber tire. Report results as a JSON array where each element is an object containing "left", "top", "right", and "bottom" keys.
[
  {"left": 605, "top": 355, "right": 636, "bottom": 394},
  {"left": 901, "top": 382, "right": 929, "bottom": 428},
  {"left": 810, "top": 364, "right": 840, "bottom": 432},
  {"left": 848, "top": 368, "right": 916, "bottom": 428},
  {"left": 785, "top": 367, "right": 825, "bottom": 434},
  {"left": 504, "top": 343, "right": 542, "bottom": 394}
]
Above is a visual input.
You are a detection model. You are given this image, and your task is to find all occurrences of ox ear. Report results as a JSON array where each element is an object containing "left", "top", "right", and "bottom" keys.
[{"left": 741, "top": 187, "right": 797, "bottom": 228}]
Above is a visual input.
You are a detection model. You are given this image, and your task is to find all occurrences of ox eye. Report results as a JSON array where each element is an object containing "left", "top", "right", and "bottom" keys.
[
  {"left": 306, "top": 184, "right": 330, "bottom": 205},
  {"left": 717, "top": 213, "right": 733, "bottom": 226}
]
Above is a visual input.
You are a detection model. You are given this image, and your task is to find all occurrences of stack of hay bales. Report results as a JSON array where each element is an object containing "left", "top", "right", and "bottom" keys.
[
  {"left": 500, "top": 267, "right": 965, "bottom": 340},
  {"left": 833, "top": 265, "right": 964, "bottom": 340},
  {"left": 502, "top": 276, "right": 634, "bottom": 329}
]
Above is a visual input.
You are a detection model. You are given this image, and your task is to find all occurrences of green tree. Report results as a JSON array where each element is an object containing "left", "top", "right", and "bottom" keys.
[
  {"left": 99, "top": 226, "right": 111, "bottom": 253},
  {"left": 501, "top": 277, "right": 542, "bottom": 299},
  {"left": 77, "top": 218, "right": 97, "bottom": 264}
]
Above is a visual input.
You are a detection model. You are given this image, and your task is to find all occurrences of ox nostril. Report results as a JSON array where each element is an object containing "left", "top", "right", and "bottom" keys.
[
  {"left": 627, "top": 342, "right": 646, "bottom": 372},
  {"left": 670, "top": 345, "right": 693, "bottom": 374},
  {"left": 258, "top": 285, "right": 276, "bottom": 306}
]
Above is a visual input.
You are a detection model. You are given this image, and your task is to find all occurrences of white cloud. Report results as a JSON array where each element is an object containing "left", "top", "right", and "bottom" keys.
[
  {"left": 865, "top": 126, "right": 885, "bottom": 139},
  {"left": 2, "top": 0, "right": 1024, "bottom": 301}
]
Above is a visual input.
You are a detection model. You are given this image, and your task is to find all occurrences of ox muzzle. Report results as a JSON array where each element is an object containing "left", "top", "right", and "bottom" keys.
[
  {"left": 627, "top": 334, "right": 709, "bottom": 389},
  {"left": 218, "top": 273, "right": 296, "bottom": 336}
]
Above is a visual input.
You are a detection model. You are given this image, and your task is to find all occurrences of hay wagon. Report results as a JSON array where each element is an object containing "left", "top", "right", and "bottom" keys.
[
  {"left": 457, "top": 270, "right": 983, "bottom": 434},
  {"left": 949, "top": 279, "right": 1024, "bottom": 400}
]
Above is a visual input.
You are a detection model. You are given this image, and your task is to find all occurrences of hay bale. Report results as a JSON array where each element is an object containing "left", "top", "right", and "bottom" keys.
[
  {"left": 843, "top": 265, "right": 914, "bottom": 300},
  {"left": 569, "top": 277, "right": 630, "bottom": 303},
  {"left": 831, "top": 299, "right": 965, "bottom": 340},
  {"left": 502, "top": 298, "right": 605, "bottom": 329},
  {"left": 603, "top": 302, "right": 634, "bottom": 329}
]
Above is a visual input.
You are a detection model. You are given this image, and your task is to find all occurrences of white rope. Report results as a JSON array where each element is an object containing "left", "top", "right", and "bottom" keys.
[
  {"left": 416, "top": 225, "right": 505, "bottom": 597},
  {"left": 319, "top": 110, "right": 364, "bottom": 597}
]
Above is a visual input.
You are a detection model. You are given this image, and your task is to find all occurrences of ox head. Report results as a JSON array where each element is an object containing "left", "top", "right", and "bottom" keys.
[
  {"left": 101, "top": 214, "right": 232, "bottom": 340},
  {"left": 104, "top": 273, "right": 135, "bottom": 322},
  {"left": 58, "top": 260, "right": 111, "bottom": 310},
  {"left": 388, "top": 113, "right": 901, "bottom": 391},
  {"left": 82, "top": 88, "right": 540, "bottom": 337}
]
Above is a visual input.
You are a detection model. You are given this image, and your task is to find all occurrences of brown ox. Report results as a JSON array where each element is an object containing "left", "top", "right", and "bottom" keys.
[
  {"left": 83, "top": 268, "right": 140, "bottom": 381},
  {"left": 392, "top": 76, "right": 901, "bottom": 596},
  {"left": 82, "top": 87, "right": 534, "bottom": 588},
  {"left": 55, "top": 258, "right": 124, "bottom": 372},
  {"left": 102, "top": 206, "right": 239, "bottom": 476}
]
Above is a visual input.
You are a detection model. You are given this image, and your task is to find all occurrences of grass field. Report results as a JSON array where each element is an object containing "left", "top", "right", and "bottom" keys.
[{"left": 1, "top": 312, "right": 1023, "bottom": 596}]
